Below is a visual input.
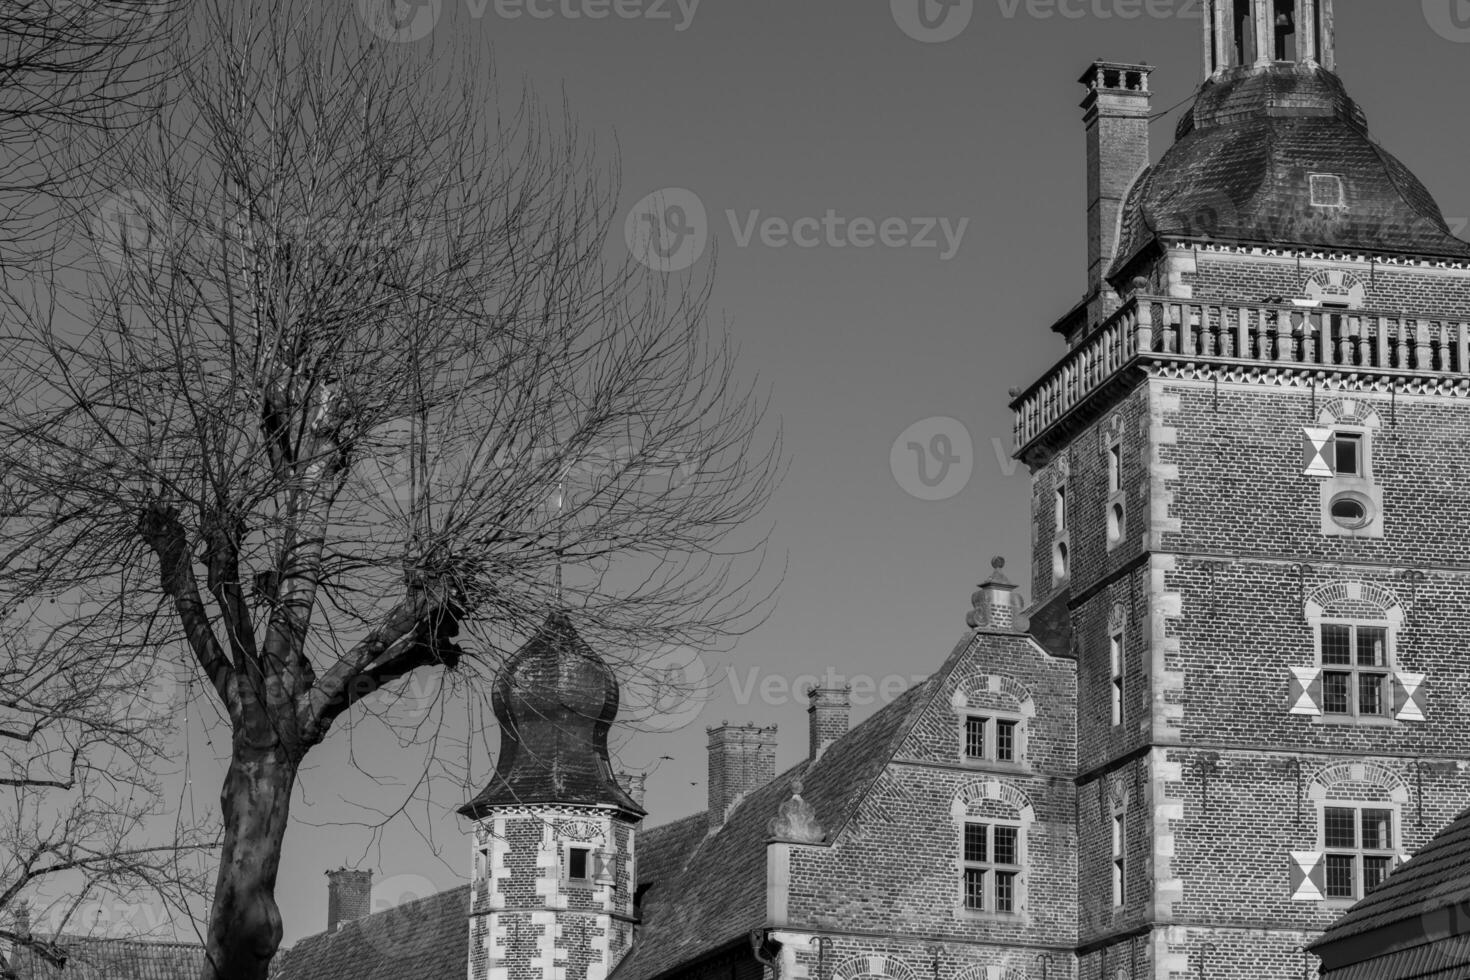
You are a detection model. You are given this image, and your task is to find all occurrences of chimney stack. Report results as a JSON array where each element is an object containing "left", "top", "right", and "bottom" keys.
[
  {"left": 1080, "top": 61, "right": 1154, "bottom": 328},
  {"left": 805, "top": 685, "right": 851, "bottom": 760},
  {"left": 326, "top": 869, "right": 372, "bottom": 933},
  {"left": 706, "top": 723, "right": 777, "bottom": 829}
]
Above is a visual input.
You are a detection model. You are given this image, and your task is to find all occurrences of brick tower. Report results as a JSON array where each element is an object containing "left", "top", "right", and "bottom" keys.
[
  {"left": 460, "top": 612, "right": 645, "bottom": 980},
  {"left": 1015, "top": 2, "right": 1470, "bottom": 976}
]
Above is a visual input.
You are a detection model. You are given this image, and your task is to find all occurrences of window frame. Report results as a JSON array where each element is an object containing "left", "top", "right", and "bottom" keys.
[
  {"left": 1319, "top": 802, "right": 1399, "bottom": 903},
  {"left": 1111, "top": 810, "right": 1127, "bottom": 907},
  {"left": 960, "top": 819, "right": 1024, "bottom": 916},
  {"left": 960, "top": 712, "right": 1026, "bottom": 767},
  {"left": 564, "top": 842, "right": 595, "bottom": 888},
  {"left": 1316, "top": 620, "right": 1393, "bottom": 721},
  {"left": 1110, "top": 631, "right": 1125, "bottom": 727}
]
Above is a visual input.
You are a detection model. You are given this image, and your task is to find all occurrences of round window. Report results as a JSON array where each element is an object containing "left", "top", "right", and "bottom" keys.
[{"left": 1329, "top": 493, "right": 1371, "bottom": 529}]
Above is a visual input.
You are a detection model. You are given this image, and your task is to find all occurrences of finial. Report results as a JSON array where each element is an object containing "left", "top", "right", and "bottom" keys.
[
  {"left": 767, "top": 780, "right": 824, "bottom": 844},
  {"left": 992, "top": 556, "right": 1005, "bottom": 571}
]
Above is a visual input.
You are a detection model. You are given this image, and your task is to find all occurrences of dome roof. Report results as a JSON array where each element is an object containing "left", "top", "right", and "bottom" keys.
[
  {"left": 459, "top": 612, "right": 643, "bottom": 818},
  {"left": 1110, "top": 64, "right": 1470, "bottom": 276}
]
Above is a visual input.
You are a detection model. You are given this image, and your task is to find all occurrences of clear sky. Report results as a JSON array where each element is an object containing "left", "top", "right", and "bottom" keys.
[{"left": 94, "top": 0, "right": 1470, "bottom": 947}]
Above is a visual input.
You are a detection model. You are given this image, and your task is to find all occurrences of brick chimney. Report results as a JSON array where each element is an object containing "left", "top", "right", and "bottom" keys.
[
  {"left": 706, "top": 723, "right": 777, "bottom": 829},
  {"left": 1080, "top": 60, "right": 1153, "bottom": 328},
  {"left": 326, "top": 869, "right": 372, "bottom": 932},
  {"left": 805, "top": 685, "right": 851, "bottom": 760}
]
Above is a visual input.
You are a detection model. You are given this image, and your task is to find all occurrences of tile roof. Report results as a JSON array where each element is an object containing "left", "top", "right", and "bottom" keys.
[
  {"left": 1111, "top": 63, "right": 1470, "bottom": 277},
  {"left": 1313, "top": 807, "right": 1470, "bottom": 978},
  {"left": 2, "top": 937, "right": 207, "bottom": 980},
  {"left": 612, "top": 635, "right": 980, "bottom": 980},
  {"left": 272, "top": 885, "right": 470, "bottom": 980}
]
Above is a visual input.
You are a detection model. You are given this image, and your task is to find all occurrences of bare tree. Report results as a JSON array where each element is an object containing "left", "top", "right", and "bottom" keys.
[
  {"left": 0, "top": 0, "right": 181, "bottom": 268},
  {"left": 0, "top": 1, "right": 777, "bottom": 978},
  {"left": 0, "top": 608, "right": 214, "bottom": 978}
]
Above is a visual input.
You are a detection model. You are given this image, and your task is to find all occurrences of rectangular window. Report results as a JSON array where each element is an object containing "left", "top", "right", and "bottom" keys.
[
  {"left": 1112, "top": 813, "right": 1126, "bottom": 906},
  {"left": 1323, "top": 806, "right": 1395, "bottom": 900},
  {"left": 1333, "top": 432, "right": 1363, "bottom": 476},
  {"left": 1055, "top": 486, "right": 1067, "bottom": 531},
  {"left": 1110, "top": 632, "right": 1125, "bottom": 727},
  {"left": 567, "top": 846, "right": 591, "bottom": 883},
  {"left": 1108, "top": 444, "right": 1121, "bottom": 493},
  {"left": 995, "top": 720, "right": 1017, "bottom": 763},
  {"left": 964, "top": 717, "right": 987, "bottom": 759},
  {"left": 1320, "top": 624, "right": 1392, "bottom": 718},
  {"left": 962, "top": 822, "right": 1021, "bottom": 915},
  {"left": 962, "top": 715, "right": 1023, "bottom": 765}
]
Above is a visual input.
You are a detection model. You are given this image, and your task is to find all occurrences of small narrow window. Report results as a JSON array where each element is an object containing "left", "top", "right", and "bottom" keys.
[
  {"left": 1055, "top": 486, "right": 1067, "bottom": 531},
  {"left": 1112, "top": 813, "right": 1127, "bottom": 906},
  {"left": 1333, "top": 432, "right": 1363, "bottom": 476},
  {"left": 567, "top": 846, "right": 591, "bottom": 883},
  {"left": 995, "top": 720, "right": 1017, "bottom": 763},
  {"left": 1053, "top": 541, "right": 1068, "bottom": 583},
  {"left": 1107, "top": 444, "right": 1122, "bottom": 493},
  {"left": 1108, "top": 502, "right": 1125, "bottom": 545},
  {"left": 964, "top": 716, "right": 987, "bottom": 760},
  {"left": 1110, "top": 632, "right": 1125, "bottom": 727}
]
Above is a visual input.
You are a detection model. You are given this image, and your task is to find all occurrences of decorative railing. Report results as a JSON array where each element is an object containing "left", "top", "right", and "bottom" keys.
[{"left": 1013, "top": 295, "right": 1470, "bottom": 450}]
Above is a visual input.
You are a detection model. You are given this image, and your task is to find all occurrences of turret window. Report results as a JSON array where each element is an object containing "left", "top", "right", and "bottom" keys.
[{"left": 567, "top": 846, "right": 592, "bottom": 883}]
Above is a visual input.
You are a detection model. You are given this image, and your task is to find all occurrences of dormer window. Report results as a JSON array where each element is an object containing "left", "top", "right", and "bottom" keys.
[{"left": 1310, "top": 174, "right": 1346, "bottom": 208}]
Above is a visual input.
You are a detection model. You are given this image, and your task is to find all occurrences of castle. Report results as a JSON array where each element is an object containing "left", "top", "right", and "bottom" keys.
[{"left": 273, "top": 3, "right": 1470, "bottom": 978}]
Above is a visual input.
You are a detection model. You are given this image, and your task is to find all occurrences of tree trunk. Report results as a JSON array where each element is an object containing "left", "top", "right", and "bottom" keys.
[{"left": 200, "top": 737, "right": 298, "bottom": 980}]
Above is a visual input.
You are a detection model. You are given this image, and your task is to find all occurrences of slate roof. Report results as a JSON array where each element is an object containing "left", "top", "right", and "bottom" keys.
[
  {"left": 272, "top": 885, "right": 470, "bottom": 980},
  {"left": 460, "top": 612, "right": 644, "bottom": 819},
  {"left": 1312, "top": 807, "right": 1470, "bottom": 979},
  {"left": 611, "top": 637, "right": 977, "bottom": 980},
  {"left": 2, "top": 936, "right": 206, "bottom": 980},
  {"left": 1110, "top": 63, "right": 1470, "bottom": 278}
]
